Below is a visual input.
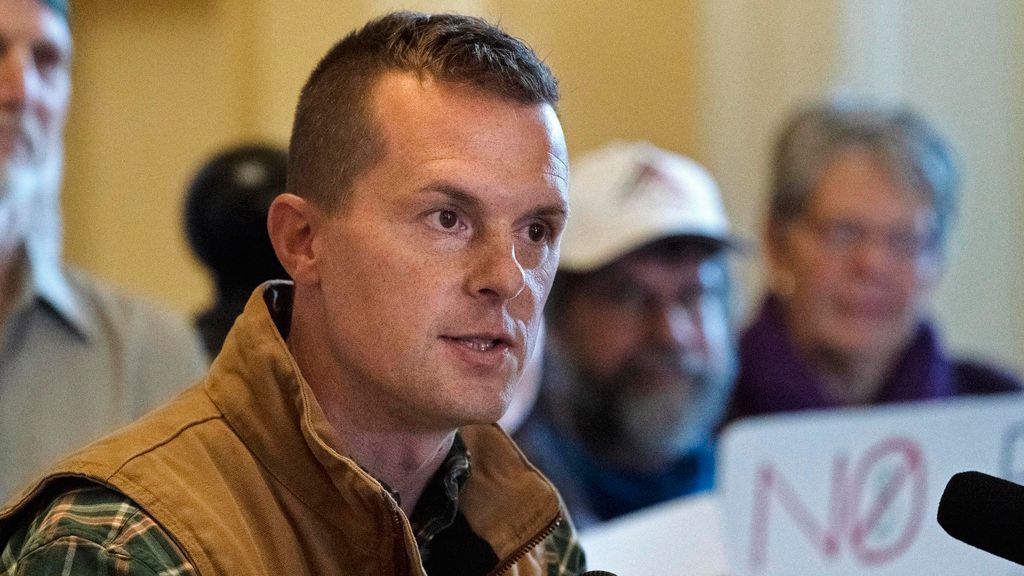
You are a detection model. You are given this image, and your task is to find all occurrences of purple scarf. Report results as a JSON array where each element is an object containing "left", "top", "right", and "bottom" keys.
[{"left": 729, "top": 296, "right": 1018, "bottom": 421}]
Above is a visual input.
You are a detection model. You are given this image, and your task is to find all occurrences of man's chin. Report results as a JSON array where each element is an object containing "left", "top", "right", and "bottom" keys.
[
  {"left": 622, "top": 374, "right": 693, "bottom": 397},
  {"left": 445, "top": 392, "right": 511, "bottom": 428}
]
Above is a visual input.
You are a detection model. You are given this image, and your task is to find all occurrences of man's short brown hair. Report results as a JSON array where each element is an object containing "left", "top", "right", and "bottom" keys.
[{"left": 287, "top": 11, "right": 560, "bottom": 211}]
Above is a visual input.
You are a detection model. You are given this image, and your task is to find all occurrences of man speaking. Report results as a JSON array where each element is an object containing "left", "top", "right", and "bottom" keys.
[{"left": 1, "top": 10, "right": 584, "bottom": 575}]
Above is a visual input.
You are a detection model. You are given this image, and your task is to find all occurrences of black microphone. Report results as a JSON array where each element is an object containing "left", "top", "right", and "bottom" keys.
[
  {"left": 581, "top": 572, "right": 618, "bottom": 576},
  {"left": 937, "top": 470, "right": 1024, "bottom": 565}
]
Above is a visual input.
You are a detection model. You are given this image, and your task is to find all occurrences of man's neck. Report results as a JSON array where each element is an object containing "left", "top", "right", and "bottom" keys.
[
  {"left": 328, "top": 422, "right": 455, "bottom": 517},
  {"left": 0, "top": 246, "right": 26, "bottom": 331},
  {"left": 0, "top": 202, "right": 30, "bottom": 329},
  {"left": 286, "top": 296, "right": 457, "bottom": 516}
]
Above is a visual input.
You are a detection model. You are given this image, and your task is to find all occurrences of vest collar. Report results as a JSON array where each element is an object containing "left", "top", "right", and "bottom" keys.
[{"left": 205, "top": 282, "right": 562, "bottom": 562}]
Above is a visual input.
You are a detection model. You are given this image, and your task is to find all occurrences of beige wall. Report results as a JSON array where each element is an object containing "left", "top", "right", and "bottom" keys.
[
  {"left": 62, "top": 0, "right": 700, "bottom": 315},
  {"left": 64, "top": 0, "right": 252, "bottom": 311},
  {"left": 61, "top": 2, "right": 1023, "bottom": 374},
  {"left": 496, "top": 1, "right": 700, "bottom": 157}
]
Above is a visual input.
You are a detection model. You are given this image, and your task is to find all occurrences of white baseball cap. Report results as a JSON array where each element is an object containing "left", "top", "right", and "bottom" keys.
[{"left": 559, "top": 140, "right": 733, "bottom": 272}]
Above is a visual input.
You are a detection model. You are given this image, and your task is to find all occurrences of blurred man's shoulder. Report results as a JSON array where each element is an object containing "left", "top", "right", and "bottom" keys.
[{"left": 64, "top": 266, "right": 207, "bottom": 377}]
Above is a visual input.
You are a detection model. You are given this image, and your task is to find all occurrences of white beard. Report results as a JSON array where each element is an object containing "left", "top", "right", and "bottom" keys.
[
  {"left": 0, "top": 146, "right": 64, "bottom": 257},
  {"left": 0, "top": 163, "right": 39, "bottom": 242}
]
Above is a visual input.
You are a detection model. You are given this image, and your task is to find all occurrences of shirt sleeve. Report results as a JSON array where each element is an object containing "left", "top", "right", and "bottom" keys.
[
  {"left": 541, "top": 515, "right": 587, "bottom": 576},
  {"left": 2, "top": 485, "right": 196, "bottom": 576}
]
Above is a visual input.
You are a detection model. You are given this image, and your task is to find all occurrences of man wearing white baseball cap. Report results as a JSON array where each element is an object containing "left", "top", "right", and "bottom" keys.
[{"left": 515, "top": 141, "right": 738, "bottom": 528}]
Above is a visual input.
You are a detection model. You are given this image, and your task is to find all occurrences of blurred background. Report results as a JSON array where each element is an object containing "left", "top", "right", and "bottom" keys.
[{"left": 61, "top": 0, "right": 1024, "bottom": 371}]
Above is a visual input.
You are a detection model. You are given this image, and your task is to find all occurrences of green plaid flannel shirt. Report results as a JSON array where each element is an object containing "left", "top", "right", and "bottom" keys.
[
  {"left": 2, "top": 475, "right": 583, "bottom": 575},
  {"left": 1, "top": 486, "right": 196, "bottom": 576}
]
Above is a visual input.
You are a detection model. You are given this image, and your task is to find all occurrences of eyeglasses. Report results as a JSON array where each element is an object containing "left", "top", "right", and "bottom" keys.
[{"left": 797, "top": 216, "right": 938, "bottom": 261}]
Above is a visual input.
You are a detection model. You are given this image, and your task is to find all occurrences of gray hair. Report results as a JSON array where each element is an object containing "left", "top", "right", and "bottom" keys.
[
  {"left": 769, "top": 100, "right": 959, "bottom": 250},
  {"left": 40, "top": 0, "right": 69, "bottom": 21}
]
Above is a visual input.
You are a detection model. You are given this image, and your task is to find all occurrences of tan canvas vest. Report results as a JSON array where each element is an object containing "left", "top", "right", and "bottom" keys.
[{"left": 0, "top": 285, "right": 565, "bottom": 575}]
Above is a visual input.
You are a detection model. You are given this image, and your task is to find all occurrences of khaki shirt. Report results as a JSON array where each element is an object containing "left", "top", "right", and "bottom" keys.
[{"left": 0, "top": 254, "right": 206, "bottom": 500}]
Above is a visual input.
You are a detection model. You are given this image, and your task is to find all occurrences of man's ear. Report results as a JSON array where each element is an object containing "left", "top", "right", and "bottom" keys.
[{"left": 268, "top": 193, "right": 320, "bottom": 285}]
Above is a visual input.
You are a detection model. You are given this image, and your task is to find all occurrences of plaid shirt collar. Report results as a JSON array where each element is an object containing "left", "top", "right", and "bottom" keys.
[{"left": 373, "top": 432, "right": 472, "bottom": 555}]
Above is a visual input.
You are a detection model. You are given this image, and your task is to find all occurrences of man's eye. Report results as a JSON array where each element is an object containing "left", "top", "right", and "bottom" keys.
[
  {"left": 595, "top": 283, "right": 645, "bottom": 307},
  {"left": 33, "top": 44, "right": 67, "bottom": 78},
  {"left": 527, "top": 222, "right": 548, "bottom": 242},
  {"left": 437, "top": 210, "right": 459, "bottom": 229}
]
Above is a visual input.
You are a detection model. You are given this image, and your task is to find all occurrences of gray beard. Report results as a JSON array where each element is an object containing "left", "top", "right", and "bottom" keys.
[
  {"left": 569, "top": 352, "right": 733, "bottom": 468},
  {"left": 0, "top": 156, "right": 63, "bottom": 259}
]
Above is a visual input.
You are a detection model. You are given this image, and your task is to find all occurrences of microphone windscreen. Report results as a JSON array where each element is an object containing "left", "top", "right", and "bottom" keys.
[
  {"left": 581, "top": 572, "right": 618, "bottom": 576},
  {"left": 938, "top": 471, "right": 1024, "bottom": 566}
]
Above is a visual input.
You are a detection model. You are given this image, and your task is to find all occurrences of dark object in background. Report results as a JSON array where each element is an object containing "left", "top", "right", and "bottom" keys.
[
  {"left": 185, "top": 144, "right": 289, "bottom": 356},
  {"left": 937, "top": 470, "right": 1024, "bottom": 566}
]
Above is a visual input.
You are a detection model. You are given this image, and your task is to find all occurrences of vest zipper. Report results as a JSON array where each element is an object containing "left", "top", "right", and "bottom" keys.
[
  {"left": 487, "top": 512, "right": 562, "bottom": 576},
  {"left": 391, "top": 505, "right": 411, "bottom": 576},
  {"left": 385, "top": 492, "right": 423, "bottom": 576}
]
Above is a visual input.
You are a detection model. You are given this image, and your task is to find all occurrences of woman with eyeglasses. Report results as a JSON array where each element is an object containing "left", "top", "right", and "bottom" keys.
[{"left": 727, "top": 100, "right": 1020, "bottom": 421}]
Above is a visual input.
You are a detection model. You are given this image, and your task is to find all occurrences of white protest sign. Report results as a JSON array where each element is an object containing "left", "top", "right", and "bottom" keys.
[
  {"left": 579, "top": 493, "right": 729, "bottom": 576},
  {"left": 720, "top": 393, "right": 1024, "bottom": 576}
]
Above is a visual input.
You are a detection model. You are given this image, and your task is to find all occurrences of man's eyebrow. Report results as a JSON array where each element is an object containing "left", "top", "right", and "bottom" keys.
[
  {"left": 421, "top": 184, "right": 569, "bottom": 219},
  {"left": 422, "top": 184, "right": 482, "bottom": 209},
  {"left": 532, "top": 204, "right": 568, "bottom": 220}
]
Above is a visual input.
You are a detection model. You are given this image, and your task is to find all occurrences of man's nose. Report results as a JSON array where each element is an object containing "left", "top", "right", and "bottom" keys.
[
  {"left": 467, "top": 233, "right": 527, "bottom": 302},
  {"left": 649, "top": 302, "right": 703, "bottom": 351},
  {"left": 0, "top": 48, "right": 31, "bottom": 110}
]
